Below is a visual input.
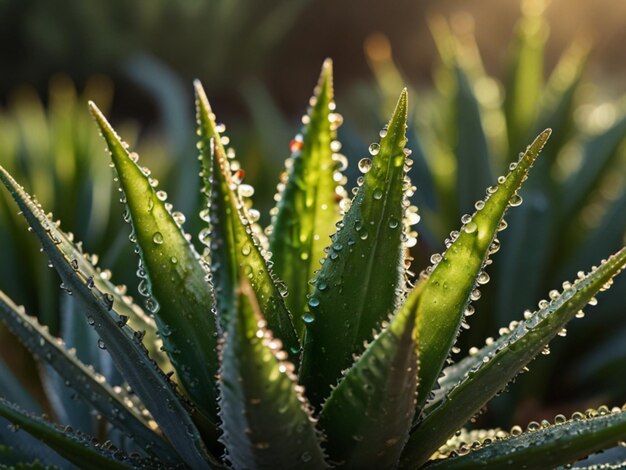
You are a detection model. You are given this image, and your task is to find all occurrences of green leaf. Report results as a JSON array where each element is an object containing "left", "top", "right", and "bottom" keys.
[
  {"left": 0, "top": 398, "right": 139, "bottom": 470},
  {"left": 89, "top": 102, "right": 220, "bottom": 425},
  {"left": 195, "top": 80, "right": 300, "bottom": 361},
  {"left": 269, "top": 59, "right": 344, "bottom": 339},
  {"left": 494, "top": 43, "right": 587, "bottom": 327},
  {"left": 318, "top": 282, "right": 422, "bottom": 468},
  {"left": 218, "top": 277, "right": 328, "bottom": 470},
  {"left": 453, "top": 65, "right": 493, "bottom": 217},
  {"left": 563, "top": 115, "right": 626, "bottom": 220},
  {"left": 300, "top": 89, "right": 410, "bottom": 409},
  {"left": 503, "top": 3, "right": 547, "bottom": 156},
  {"left": 401, "top": 247, "right": 626, "bottom": 468},
  {"left": 413, "top": 129, "right": 551, "bottom": 413},
  {"left": 424, "top": 407, "right": 626, "bottom": 469},
  {"left": 0, "top": 166, "right": 213, "bottom": 469},
  {"left": 0, "top": 290, "right": 178, "bottom": 463}
]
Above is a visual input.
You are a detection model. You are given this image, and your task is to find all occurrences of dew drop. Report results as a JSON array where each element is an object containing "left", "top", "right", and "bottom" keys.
[
  {"left": 358, "top": 158, "right": 373, "bottom": 173},
  {"left": 509, "top": 194, "right": 523, "bottom": 207},
  {"left": 463, "top": 222, "right": 477, "bottom": 234},
  {"left": 97, "top": 339, "right": 106, "bottom": 350},
  {"left": 527, "top": 421, "right": 540, "bottom": 431},
  {"left": 238, "top": 184, "right": 255, "bottom": 198},
  {"left": 368, "top": 143, "right": 380, "bottom": 156},
  {"left": 303, "top": 313, "right": 315, "bottom": 324},
  {"left": 152, "top": 232, "right": 164, "bottom": 245},
  {"left": 373, "top": 188, "right": 383, "bottom": 200}
]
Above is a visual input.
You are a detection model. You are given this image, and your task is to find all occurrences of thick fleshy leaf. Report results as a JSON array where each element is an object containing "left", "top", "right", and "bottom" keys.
[
  {"left": 0, "top": 166, "right": 213, "bottom": 469},
  {"left": 413, "top": 129, "right": 551, "bottom": 413},
  {"left": 503, "top": 3, "right": 547, "bottom": 156},
  {"left": 318, "top": 282, "right": 422, "bottom": 468},
  {"left": 0, "top": 398, "right": 142, "bottom": 469},
  {"left": 424, "top": 406, "right": 626, "bottom": 469},
  {"left": 494, "top": 43, "right": 587, "bottom": 327},
  {"left": 195, "top": 80, "right": 300, "bottom": 361},
  {"left": 563, "top": 115, "right": 626, "bottom": 220},
  {"left": 0, "top": 290, "right": 177, "bottom": 462},
  {"left": 90, "top": 102, "right": 220, "bottom": 424},
  {"left": 300, "top": 89, "right": 410, "bottom": 408},
  {"left": 453, "top": 65, "right": 493, "bottom": 217},
  {"left": 218, "top": 278, "right": 328, "bottom": 470},
  {"left": 401, "top": 247, "right": 626, "bottom": 468},
  {"left": 269, "top": 59, "right": 344, "bottom": 339},
  {"left": 0, "top": 359, "right": 68, "bottom": 467}
]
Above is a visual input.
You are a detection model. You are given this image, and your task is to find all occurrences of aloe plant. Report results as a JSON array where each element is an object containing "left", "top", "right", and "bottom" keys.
[
  {"left": 0, "top": 61, "right": 624, "bottom": 469},
  {"left": 362, "top": 2, "right": 626, "bottom": 414}
]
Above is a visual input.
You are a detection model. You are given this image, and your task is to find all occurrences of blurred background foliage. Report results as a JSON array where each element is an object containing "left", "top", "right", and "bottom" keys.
[{"left": 0, "top": 0, "right": 624, "bottom": 429}]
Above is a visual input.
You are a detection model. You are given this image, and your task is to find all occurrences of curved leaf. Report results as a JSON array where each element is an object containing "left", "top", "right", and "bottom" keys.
[
  {"left": 401, "top": 247, "right": 626, "bottom": 468},
  {"left": 318, "top": 283, "right": 422, "bottom": 468},
  {"left": 0, "top": 290, "right": 177, "bottom": 462},
  {"left": 90, "top": 102, "right": 220, "bottom": 425},
  {"left": 454, "top": 65, "right": 493, "bottom": 217},
  {"left": 494, "top": 43, "right": 587, "bottom": 327},
  {"left": 503, "top": 3, "right": 547, "bottom": 156},
  {"left": 414, "top": 129, "right": 551, "bottom": 413},
  {"left": 563, "top": 115, "right": 626, "bottom": 220},
  {"left": 269, "top": 58, "right": 343, "bottom": 339},
  {"left": 0, "top": 398, "right": 140, "bottom": 470},
  {"left": 218, "top": 277, "right": 328, "bottom": 470},
  {"left": 195, "top": 80, "right": 300, "bottom": 361},
  {"left": 425, "top": 407, "right": 626, "bottom": 469},
  {"left": 300, "top": 89, "right": 410, "bottom": 408},
  {"left": 0, "top": 166, "right": 213, "bottom": 469}
]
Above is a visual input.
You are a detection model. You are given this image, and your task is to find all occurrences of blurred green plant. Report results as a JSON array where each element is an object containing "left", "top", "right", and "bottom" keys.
[
  {"left": 356, "top": 1, "right": 626, "bottom": 419},
  {"left": 0, "top": 60, "right": 625, "bottom": 469},
  {"left": 0, "top": 0, "right": 309, "bottom": 95}
]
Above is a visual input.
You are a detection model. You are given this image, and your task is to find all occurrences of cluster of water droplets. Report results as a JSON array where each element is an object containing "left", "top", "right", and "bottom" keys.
[
  {"left": 432, "top": 255, "right": 624, "bottom": 413},
  {"left": 3, "top": 292, "right": 165, "bottom": 436},
  {"left": 418, "top": 148, "right": 544, "bottom": 373},
  {"left": 194, "top": 112, "right": 296, "bottom": 312},
  {"left": 435, "top": 402, "right": 626, "bottom": 461},
  {"left": 267, "top": 88, "right": 349, "bottom": 256}
]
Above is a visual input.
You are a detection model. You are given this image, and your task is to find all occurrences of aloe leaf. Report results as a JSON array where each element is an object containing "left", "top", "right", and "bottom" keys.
[
  {"left": 90, "top": 102, "right": 220, "bottom": 425},
  {"left": 425, "top": 407, "right": 626, "bottom": 469},
  {"left": 401, "top": 247, "right": 626, "bottom": 468},
  {"left": 494, "top": 44, "right": 587, "bottom": 327},
  {"left": 0, "top": 397, "right": 143, "bottom": 469},
  {"left": 0, "top": 359, "right": 68, "bottom": 467},
  {"left": 218, "top": 277, "right": 328, "bottom": 470},
  {"left": 561, "top": 186, "right": 626, "bottom": 280},
  {"left": 503, "top": 2, "right": 547, "bottom": 156},
  {"left": 269, "top": 59, "right": 344, "bottom": 339},
  {"left": 0, "top": 290, "right": 178, "bottom": 462},
  {"left": 0, "top": 167, "right": 213, "bottom": 468},
  {"left": 413, "top": 129, "right": 551, "bottom": 413},
  {"left": 454, "top": 65, "right": 493, "bottom": 217},
  {"left": 195, "top": 80, "right": 300, "bottom": 361},
  {"left": 319, "top": 283, "right": 423, "bottom": 468},
  {"left": 300, "top": 89, "right": 410, "bottom": 408},
  {"left": 563, "top": 115, "right": 626, "bottom": 220}
]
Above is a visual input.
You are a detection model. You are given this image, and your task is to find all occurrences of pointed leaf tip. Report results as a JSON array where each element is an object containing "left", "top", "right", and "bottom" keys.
[{"left": 194, "top": 79, "right": 210, "bottom": 108}]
